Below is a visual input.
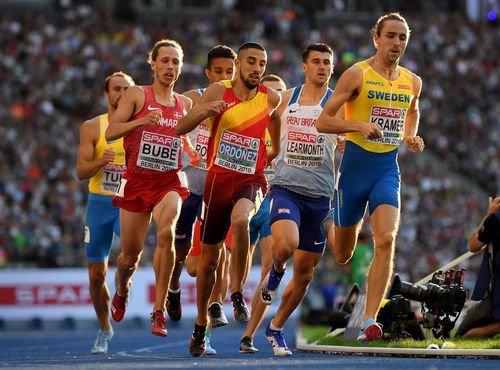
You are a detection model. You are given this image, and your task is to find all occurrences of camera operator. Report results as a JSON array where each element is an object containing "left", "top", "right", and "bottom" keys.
[{"left": 456, "top": 196, "right": 500, "bottom": 338}]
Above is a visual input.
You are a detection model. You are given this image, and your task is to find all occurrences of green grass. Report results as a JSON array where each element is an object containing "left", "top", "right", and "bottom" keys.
[{"left": 301, "top": 325, "right": 500, "bottom": 350}]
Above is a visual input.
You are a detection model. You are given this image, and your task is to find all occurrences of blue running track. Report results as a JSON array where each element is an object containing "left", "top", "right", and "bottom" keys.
[{"left": 1, "top": 319, "right": 499, "bottom": 370}]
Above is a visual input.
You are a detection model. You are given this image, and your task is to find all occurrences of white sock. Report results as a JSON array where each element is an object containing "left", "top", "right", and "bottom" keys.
[{"left": 270, "top": 321, "right": 283, "bottom": 331}]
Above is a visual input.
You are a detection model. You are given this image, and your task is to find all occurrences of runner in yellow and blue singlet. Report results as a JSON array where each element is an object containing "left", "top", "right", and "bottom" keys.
[
  {"left": 76, "top": 72, "right": 134, "bottom": 354},
  {"left": 317, "top": 13, "right": 425, "bottom": 343}
]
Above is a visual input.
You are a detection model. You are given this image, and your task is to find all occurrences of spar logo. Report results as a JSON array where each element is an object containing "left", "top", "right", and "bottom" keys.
[
  {"left": 104, "top": 163, "right": 126, "bottom": 172},
  {"left": 221, "top": 131, "right": 259, "bottom": 149},
  {"left": 371, "top": 106, "right": 406, "bottom": 119},
  {"left": 143, "top": 132, "right": 180, "bottom": 148},
  {"left": 288, "top": 131, "right": 324, "bottom": 144},
  {"left": 196, "top": 134, "right": 209, "bottom": 145},
  {"left": 0, "top": 285, "right": 91, "bottom": 306}
]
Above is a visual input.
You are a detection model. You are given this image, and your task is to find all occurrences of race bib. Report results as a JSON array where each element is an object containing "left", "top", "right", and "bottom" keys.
[
  {"left": 214, "top": 130, "right": 259, "bottom": 174},
  {"left": 177, "top": 171, "right": 188, "bottom": 189},
  {"left": 137, "top": 131, "right": 181, "bottom": 172},
  {"left": 100, "top": 163, "right": 126, "bottom": 193},
  {"left": 367, "top": 106, "right": 406, "bottom": 146},
  {"left": 284, "top": 130, "right": 325, "bottom": 168},
  {"left": 193, "top": 124, "right": 211, "bottom": 169},
  {"left": 115, "top": 178, "right": 127, "bottom": 198}
]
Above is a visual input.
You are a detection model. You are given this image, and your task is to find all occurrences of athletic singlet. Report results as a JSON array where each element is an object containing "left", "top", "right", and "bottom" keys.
[
  {"left": 272, "top": 85, "right": 336, "bottom": 198},
  {"left": 123, "top": 86, "right": 185, "bottom": 176},
  {"left": 346, "top": 60, "right": 414, "bottom": 153},
  {"left": 263, "top": 129, "right": 274, "bottom": 182},
  {"left": 88, "top": 114, "right": 126, "bottom": 195},
  {"left": 181, "top": 87, "right": 210, "bottom": 195},
  {"left": 206, "top": 80, "right": 269, "bottom": 175}
]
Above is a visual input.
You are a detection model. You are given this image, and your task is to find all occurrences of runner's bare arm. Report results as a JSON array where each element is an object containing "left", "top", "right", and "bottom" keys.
[
  {"left": 182, "top": 89, "right": 202, "bottom": 107},
  {"left": 106, "top": 86, "right": 160, "bottom": 141},
  {"left": 266, "top": 88, "right": 283, "bottom": 162},
  {"left": 316, "top": 66, "right": 381, "bottom": 139},
  {"left": 176, "top": 82, "right": 227, "bottom": 135},
  {"left": 182, "top": 135, "right": 201, "bottom": 166},
  {"left": 76, "top": 117, "right": 115, "bottom": 180},
  {"left": 403, "top": 74, "right": 424, "bottom": 153}
]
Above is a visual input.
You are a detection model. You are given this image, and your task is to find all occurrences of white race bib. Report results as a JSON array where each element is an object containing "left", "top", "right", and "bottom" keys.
[
  {"left": 100, "top": 163, "right": 126, "bottom": 193},
  {"left": 214, "top": 130, "right": 259, "bottom": 174},
  {"left": 284, "top": 130, "right": 326, "bottom": 168},
  {"left": 137, "top": 131, "right": 181, "bottom": 172},
  {"left": 193, "top": 123, "right": 211, "bottom": 169},
  {"left": 367, "top": 106, "right": 406, "bottom": 146}
]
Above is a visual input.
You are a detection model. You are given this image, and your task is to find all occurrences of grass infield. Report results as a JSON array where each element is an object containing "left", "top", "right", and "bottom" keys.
[{"left": 301, "top": 325, "right": 500, "bottom": 350}]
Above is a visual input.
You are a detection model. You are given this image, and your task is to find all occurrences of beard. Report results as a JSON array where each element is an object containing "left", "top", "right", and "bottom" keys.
[{"left": 241, "top": 71, "right": 259, "bottom": 89}]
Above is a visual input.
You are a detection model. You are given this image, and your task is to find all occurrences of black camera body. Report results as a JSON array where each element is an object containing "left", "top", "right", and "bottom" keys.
[{"left": 378, "top": 269, "right": 467, "bottom": 340}]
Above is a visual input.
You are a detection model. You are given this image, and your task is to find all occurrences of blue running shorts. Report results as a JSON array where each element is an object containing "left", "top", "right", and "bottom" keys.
[
  {"left": 334, "top": 141, "right": 400, "bottom": 227},
  {"left": 175, "top": 193, "right": 203, "bottom": 243},
  {"left": 269, "top": 186, "right": 330, "bottom": 254},
  {"left": 249, "top": 194, "right": 271, "bottom": 245},
  {"left": 85, "top": 193, "right": 120, "bottom": 263}
]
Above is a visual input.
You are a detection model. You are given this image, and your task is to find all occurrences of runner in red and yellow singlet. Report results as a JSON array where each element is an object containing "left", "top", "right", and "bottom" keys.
[{"left": 177, "top": 42, "right": 282, "bottom": 357}]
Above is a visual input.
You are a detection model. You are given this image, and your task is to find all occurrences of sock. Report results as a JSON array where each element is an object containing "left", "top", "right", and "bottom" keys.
[
  {"left": 270, "top": 321, "right": 283, "bottom": 331},
  {"left": 169, "top": 287, "right": 181, "bottom": 294},
  {"left": 194, "top": 323, "right": 207, "bottom": 335}
]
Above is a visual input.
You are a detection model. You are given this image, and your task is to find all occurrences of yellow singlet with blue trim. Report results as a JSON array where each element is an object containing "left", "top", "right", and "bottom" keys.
[
  {"left": 346, "top": 60, "right": 414, "bottom": 153},
  {"left": 88, "top": 114, "right": 126, "bottom": 195}
]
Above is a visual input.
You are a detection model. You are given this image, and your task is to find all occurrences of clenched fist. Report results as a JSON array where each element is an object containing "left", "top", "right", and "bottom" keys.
[{"left": 404, "top": 136, "right": 425, "bottom": 153}]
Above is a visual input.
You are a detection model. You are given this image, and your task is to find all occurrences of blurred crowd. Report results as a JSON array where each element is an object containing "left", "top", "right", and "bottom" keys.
[{"left": 0, "top": 2, "right": 497, "bottom": 290}]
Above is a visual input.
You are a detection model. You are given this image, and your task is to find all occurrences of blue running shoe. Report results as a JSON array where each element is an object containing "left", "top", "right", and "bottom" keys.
[
  {"left": 204, "top": 332, "right": 217, "bottom": 355},
  {"left": 357, "top": 317, "right": 383, "bottom": 343},
  {"left": 265, "top": 323, "right": 292, "bottom": 356},
  {"left": 320, "top": 208, "right": 335, "bottom": 238},
  {"left": 260, "top": 265, "right": 285, "bottom": 305}
]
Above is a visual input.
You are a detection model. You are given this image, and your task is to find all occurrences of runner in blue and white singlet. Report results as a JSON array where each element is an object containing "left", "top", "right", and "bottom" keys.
[
  {"left": 270, "top": 84, "right": 336, "bottom": 253},
  {"left": 260, "top": 44, "right": 339, "bottom": 357}
]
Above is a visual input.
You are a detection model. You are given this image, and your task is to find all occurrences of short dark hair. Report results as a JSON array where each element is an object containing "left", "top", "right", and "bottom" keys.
[
  {"left": 260, "top": 74, "right": 286, "bottom": 91},
  {"left": 302, "top": 43, "right": 334, "bottom": 63},
  {"left": 148, "top": 39, "right": 183, "bottom": 64},
  {"left": 260, "top": 74, "right": 284, "bottom": 84},
  {"left": 207, "top": 45, "right": 237, "bottom": 69},
  {"left": 371, "top": 12, "right": 410, "bottom": 37},
  {"left": 104, "top": 71, "right": 135, "bottom": 92},
  {"left": 237, "top": 42, "right": 266, "bottom": 55}
]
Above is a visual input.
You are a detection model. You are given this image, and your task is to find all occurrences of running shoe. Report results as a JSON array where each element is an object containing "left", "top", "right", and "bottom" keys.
[
  {"left": 239, "top": 336, "right": 258, "bottom": 353},
  {"left": 166, "top": 290, "right": 182, "bottom": 322},
  {"left": 150, "top": 310, "right": 168, "bottom": 337},
  {"left": 265, "top": 323, "right": 292, "bottom": 356},
  {"left": 231, "top": 291, "right": 250, "bottom": 323},
  {"left": 260, "top": 265, "right": 284, "bottom": 305},
  {"left": 111, "top": 292, "right": 127, "bottom": 322},
  {"left": 91, "top": 328, "right": 114, "bottom": 354},
  {"left": 189, "top": 324, "right": 206, "bottom": 357},
  {"left": 357, "top": 317, "right": 383, "bottom": 343},
  {"left": 204, "top": 332, "right": 217, "bottom": 355},
  {"left": 208, "top": 301, "right": 229, "bottom": 328}
]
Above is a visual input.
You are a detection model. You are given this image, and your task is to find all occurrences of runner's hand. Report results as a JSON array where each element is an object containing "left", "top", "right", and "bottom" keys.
[
  {"left": 404, "top": 135, "right": 425, "bottom": 153},
  {"left": 189, "top": 150, "right": 202, "bottom": 167},
  {"left": 203, "top": 100, "right": 227, "bottom": 117},
  {"left": 360, "top": 122, "right": 383, "bottom": 139},
  {"left": 336, "top": 135, "right": 346, "bottom": 152},
  {"left": 99, "top": 149, "right": 115, "bottom": 166},
  {"left": 144, "top": 110, "right": 162, "bottom": 126}
]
